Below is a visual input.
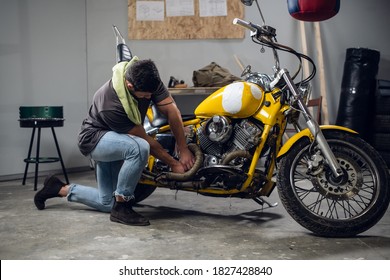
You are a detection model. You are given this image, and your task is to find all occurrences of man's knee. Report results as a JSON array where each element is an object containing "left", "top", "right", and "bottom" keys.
[
  {"left": 126, "top": 137, "right": 150, "bottom": 162},
  {"left": 136, "top": 137, "right": 149, "bottom": 158}
]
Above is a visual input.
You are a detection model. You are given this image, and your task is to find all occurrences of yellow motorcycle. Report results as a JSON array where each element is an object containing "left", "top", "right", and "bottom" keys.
[{"left": 114, "top": 0, "right": 390, "bottom": 237}]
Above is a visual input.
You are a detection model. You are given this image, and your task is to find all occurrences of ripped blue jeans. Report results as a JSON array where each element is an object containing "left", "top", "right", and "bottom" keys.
[{"left": 67, "top": 131, "right": 150, "bottom": 212}]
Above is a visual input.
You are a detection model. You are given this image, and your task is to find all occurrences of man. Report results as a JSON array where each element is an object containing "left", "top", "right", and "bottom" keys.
[{"left": 34, "top": 57, "right": 195, "bottom": 226}]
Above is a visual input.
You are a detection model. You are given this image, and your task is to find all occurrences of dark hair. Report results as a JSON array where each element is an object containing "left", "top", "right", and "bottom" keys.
[{"left": 125, "top": 59, "right": 162, "bottom": 93}]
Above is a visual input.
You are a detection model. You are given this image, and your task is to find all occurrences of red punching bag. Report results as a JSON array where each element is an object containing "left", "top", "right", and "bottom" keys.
[{"left": 287, "top": 0, "right": 340, "bottom": 21}]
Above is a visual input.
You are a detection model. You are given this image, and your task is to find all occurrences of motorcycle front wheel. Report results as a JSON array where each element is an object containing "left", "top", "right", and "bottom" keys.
[{"left": 277, "top": 130, "right": 390, "bottom": 237}]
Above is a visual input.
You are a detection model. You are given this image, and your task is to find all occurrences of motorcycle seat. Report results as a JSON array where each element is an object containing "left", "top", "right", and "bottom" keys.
[{"left": 151, "top": 114, "right": 195, "bottom": 128}]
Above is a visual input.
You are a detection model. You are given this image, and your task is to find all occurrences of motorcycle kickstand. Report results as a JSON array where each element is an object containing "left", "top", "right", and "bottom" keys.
[{"left": 253, "top": 197, "right": 278, "bottom": 209}]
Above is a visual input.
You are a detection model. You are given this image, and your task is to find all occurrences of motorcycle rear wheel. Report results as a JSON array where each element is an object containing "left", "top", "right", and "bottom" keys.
[
  {"left": 277, "top": 130, "right": 390, "bottom": 237},
  {"left": 134, "top": 183, "right": 156, "bottom": 203}
]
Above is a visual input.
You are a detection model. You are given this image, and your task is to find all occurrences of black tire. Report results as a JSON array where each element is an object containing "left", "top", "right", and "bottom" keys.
[
  {"left": 134, "top": 183, "right": 156, "bottom": 203},
  {"left": 277, "top": 130, "right": 390, "bottom": 237},
  {"left": 376, "top": 150, "right": 390, "bottom": 168}
]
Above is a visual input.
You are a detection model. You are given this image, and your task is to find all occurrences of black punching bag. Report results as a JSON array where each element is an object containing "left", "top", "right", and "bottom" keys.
[{"left": 336, "top": 48, "right": 380, "bottom": 142}]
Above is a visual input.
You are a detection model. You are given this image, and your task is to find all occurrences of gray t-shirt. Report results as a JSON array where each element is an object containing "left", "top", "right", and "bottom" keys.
[{"left": 78, "top": 79, "right": 169, "bottom": 156}]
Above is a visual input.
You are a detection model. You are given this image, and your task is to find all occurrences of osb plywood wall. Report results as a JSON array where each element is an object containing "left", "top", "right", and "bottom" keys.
[{"left": 128, "top": 0, "right": 245, "bottom": 40}]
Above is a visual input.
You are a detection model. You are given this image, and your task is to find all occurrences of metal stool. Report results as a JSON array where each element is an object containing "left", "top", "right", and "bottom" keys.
[{"left": 19, "top": 106, "right": 69, "bottom": 191}]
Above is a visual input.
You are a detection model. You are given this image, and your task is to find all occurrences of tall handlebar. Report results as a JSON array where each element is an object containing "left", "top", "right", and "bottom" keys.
[
  {"left": 233, "top": 18, "right": 280, "bottom": 72},
  {"left": 233, "top": 18, "right": 258, "bottom": 33},
  {"left": 233, "top": 18, "right": 276, "bottom": 38}
]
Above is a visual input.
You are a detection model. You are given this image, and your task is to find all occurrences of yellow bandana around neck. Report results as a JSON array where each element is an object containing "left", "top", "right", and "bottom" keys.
[{"left": 112, "top": 56, "right": 141, "bottom": 125}]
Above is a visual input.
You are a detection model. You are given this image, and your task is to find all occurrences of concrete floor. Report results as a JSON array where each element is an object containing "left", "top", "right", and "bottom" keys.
[{"left": 1, "top": 170, "right": 390, "bottom": 260}]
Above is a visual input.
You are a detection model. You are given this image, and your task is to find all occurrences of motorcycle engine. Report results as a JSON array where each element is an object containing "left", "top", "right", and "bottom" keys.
[{"left": 197, "top": 116, "right": 263, "bottom": 166}]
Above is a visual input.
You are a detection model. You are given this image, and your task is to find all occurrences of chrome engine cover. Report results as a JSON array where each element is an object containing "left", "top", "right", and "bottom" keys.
[
  {"left": 204, "top": 115, "right": 232, "bottom": 143},
  {"left": 197, "top": 117, "right": 263, "bottom": 167}
]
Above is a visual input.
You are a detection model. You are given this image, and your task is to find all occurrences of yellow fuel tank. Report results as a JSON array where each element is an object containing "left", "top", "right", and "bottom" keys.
[{"left": 194, "top": 82, "right": 264, "bottom": 118}]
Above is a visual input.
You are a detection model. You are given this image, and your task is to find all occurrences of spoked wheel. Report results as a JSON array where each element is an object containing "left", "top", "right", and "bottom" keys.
[{"left": 277, "top": 130, "right": 390, "bottom": 237}]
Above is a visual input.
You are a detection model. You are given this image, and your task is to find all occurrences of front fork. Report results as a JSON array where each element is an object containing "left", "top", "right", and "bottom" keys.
[{"left": 275, "top": 69, "right": 343, "bottom": 178}]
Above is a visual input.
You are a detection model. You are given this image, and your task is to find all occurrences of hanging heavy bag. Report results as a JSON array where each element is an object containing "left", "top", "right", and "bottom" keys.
[
  {"left": 287, "top": 0, "right": 340, "bottom": 22},
  {"left": 336, "top": 48, "right": 380, "bottom": 143},
  {"left": 192, "top": 62, "right": 241, "bottom": 87}
]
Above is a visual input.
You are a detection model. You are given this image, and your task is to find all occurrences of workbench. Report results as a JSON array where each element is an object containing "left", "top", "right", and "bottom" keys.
[{"left": 168, "top": 87, "right": 220, "bottom": 115}]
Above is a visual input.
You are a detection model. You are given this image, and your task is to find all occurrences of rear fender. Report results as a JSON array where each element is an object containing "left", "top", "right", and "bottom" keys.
[{"left": 277, "top": 125, "right": 358, "bottom": 159}]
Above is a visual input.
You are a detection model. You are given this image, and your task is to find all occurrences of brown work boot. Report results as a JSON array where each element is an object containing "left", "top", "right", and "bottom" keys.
[
  {"left": 34, "top": 174, "right": 65, "bottom": 210},
  {"left": 110, "top": 200, "right": 150, "bottom": 226}
]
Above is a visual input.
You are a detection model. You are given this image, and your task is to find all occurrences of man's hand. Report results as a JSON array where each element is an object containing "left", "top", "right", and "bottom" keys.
[
  {"left": 178, "top": 146, "right": 195, "bottom": 171},
  {"left": 170, "top": 160, "right": 186, "bottom": 173},
  {"left": 156, "top": 97, "right": 196, "bottom": 172}
]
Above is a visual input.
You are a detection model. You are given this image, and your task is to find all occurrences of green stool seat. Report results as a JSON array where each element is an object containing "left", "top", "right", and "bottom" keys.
[{"left": 19, "top": 106, "right": 69, "bottom": 191}]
